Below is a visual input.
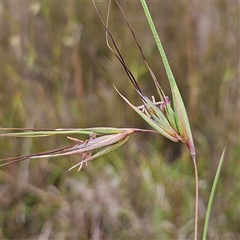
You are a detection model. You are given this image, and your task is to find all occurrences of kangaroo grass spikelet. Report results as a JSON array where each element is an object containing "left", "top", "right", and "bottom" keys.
[{"left": 0, "top": 127, "right": 157, "bottom": 171}]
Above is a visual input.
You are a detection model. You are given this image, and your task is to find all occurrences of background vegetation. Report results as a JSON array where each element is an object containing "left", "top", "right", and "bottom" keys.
[{"left": 1, "top": 1, "right": 239, "bottom": 239}]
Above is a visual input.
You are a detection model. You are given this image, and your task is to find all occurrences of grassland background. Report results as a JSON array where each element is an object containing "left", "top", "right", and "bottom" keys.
[{"left": 1, "top": 1, "right": 239, "bottom": 239}]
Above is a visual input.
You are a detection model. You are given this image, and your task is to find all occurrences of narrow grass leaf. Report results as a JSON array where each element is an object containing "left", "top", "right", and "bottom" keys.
[{"left": 202, "top": 148, "right": 226, "bottom": 240}]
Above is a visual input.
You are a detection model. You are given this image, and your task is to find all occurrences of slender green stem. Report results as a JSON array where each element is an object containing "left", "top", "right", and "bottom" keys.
[{"left": 202, "top": 148, "right": 226, "bottom": 240}]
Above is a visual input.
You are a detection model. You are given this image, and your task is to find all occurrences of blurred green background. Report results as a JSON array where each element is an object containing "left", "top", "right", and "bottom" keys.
[{"left": 1, "top": 1, "right": 239, "bottom": 239}]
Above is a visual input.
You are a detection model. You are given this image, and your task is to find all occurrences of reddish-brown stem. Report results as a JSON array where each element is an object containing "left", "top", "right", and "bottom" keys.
[{"left": 193, "top": 157, "right": 199, "bottom": 240}]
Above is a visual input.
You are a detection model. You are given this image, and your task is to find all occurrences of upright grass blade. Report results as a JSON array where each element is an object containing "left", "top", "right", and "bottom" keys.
[{"left": 202, "top": 148, "right": 226, "bottom": 240}]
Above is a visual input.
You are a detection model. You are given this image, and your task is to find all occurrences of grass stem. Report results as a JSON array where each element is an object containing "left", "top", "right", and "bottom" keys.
[{"left": 193, "top": 157, "right": 198, "bottom": 240}]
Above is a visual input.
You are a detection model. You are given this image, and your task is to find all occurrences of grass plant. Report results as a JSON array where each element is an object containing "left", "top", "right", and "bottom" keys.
[{"left": 1, "top": 1, "right": 238, "bottom": 239}]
